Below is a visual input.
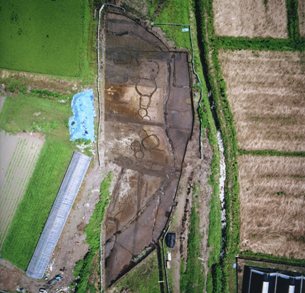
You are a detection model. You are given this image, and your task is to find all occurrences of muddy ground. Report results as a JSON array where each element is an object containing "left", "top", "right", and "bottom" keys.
[{"left": 102, "top": 12, "right": 193, "bottom": 286}]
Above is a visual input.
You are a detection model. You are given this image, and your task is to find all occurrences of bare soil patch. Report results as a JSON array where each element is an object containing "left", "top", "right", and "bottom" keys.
[
  {"left": 0, "top": 131, "right": 44, "bottom": 247},
  {"left": 103, "top": 13, "right": 193, "bottom": 286},
  {"left": 0, "top": 96, "right": 6, "bottom": 113},
  {"left": 299, "top": 0, "right": 305, "bottom": 37},
  {"left": 219, "top": 50, "right": 305, "bottom": 152},
  {"left": 238, "top": 155, "right": 305, "bottom": 259},
  {"left": 213, "top": 0, "right": 288, "bottom": 38}
]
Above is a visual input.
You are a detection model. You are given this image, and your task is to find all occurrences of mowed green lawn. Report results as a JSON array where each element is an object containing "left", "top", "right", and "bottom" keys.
[
  {"left": 0, "top": 94, "right": 74, "bottom": 269},
  {"left": 0, "top": 0, "right": 91, "bottom": 77}
]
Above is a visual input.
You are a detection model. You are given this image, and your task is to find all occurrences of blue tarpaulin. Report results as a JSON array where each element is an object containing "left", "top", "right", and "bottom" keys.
[{"left": 69, "top": 89, "right": 95, "bottom": 142}]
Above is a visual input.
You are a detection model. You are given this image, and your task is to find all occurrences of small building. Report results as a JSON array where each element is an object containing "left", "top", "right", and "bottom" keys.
[{"left": 242, "top": 266, "right": 305, "bottom": 293}]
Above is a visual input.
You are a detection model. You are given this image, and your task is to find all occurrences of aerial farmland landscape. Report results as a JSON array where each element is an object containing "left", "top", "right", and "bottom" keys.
[{"left": 0, "top": 0, "right": 305, "bottom": 292}]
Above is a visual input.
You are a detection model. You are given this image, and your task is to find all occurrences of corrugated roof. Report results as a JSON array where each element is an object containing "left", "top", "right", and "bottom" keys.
[{"left": 26, "top": 152, "right": 91, "bottom": 279}]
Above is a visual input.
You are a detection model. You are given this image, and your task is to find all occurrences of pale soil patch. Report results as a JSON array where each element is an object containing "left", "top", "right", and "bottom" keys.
[
  {"left": 213, "top": 0, "right": 288, "bottom": 38},
  {"left": 239, "top": 155, "right": 305, "bottom": 259},
  {"left": 0, "top": 97, "right": 6, "bottom": 113},
  {"left": 0, "top": 131, "right": 44, "bottom": 247},
  {"left": 219, "top": 50, "right": 305, "bottom": 152},
  {"left": 299, "top": 0, "right": 305, "bottom": 37}
]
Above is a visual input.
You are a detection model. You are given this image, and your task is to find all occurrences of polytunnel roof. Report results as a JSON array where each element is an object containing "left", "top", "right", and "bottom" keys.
[{"left": 26, "top": 152, "right": 91, "bottom": 279}]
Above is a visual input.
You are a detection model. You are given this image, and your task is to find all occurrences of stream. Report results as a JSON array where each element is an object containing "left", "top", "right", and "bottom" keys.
[{"left": 193, "top": 0, "right": 227, "bottom": 259}]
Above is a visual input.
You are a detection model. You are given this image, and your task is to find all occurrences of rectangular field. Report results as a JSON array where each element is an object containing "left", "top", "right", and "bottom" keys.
[
  {"left": 213, "top": 0, "right": 288, "bottom": 38},
  {"left": 0, "top": 0, "right": 90, "bottom": 77},
  {"left": 219, "top": 50, "right": 305, "bottom": 152},
  {"left": 0, "top": 93, "right": 73, "bottom": 269},
  {"left": 0, "top": 131, "right": 44, "bottom": 247},
  {"left": 238, "top": 155, "right": 305, "bottom": 259},
  {"left": 299, "top": 0, "right": 305, "bottom": 37}
]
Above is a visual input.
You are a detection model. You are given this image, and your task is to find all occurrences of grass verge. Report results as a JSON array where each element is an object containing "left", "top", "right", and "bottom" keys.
[
  {"left": 152, "top": 0, "right": 191, "bottom": 49},
  {"left": 180, "top": 184, "right": 205, "bottom": 293},
  {"left": 114, "top": 251, "right": 160, "bottom": 293},
  {"left": 73, "top": 173, "right": 112, "bottom": 292}
]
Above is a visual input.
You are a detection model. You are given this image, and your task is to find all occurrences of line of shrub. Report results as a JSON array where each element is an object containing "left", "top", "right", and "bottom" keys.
[
  {"left": 240, "top": 250, "right": 305, "bottom": 267},
  {"left": 180, "top": 184, "right": 205, "bottom": 293},
  {"left": 238, "top": 149, "right": 305, "bottom": 157}
]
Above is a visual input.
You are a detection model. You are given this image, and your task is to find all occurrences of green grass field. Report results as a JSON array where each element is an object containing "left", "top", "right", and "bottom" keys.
[
  {"left": 0, "top": 93, "right": 71, "bottom": 139},
  {"left": 180, "top": 184, "right": 205, "bottom": 293},
  {"left": 0, "top": 0, "right": 91, "bottom": 78},
  {"left": 153, "top": 0, "right": 191, "bottom": 49},
  {"left": 114, "top": 251, "right": 160, "bottom": 293},
  {"left": 0, "top": 93, "right": 74, "bottom": 269}
]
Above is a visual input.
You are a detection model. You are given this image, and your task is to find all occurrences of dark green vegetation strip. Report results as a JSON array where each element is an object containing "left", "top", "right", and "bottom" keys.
[
  {"left": 216, "top": 37, "right": 305, "bottom": 51},
  {"left": 74, "top": 173, "right": 112, "bottom": 292},
  {"left": 239, "top": 149, "right": 305, "bottom": 157},
  {"left": 114, "top": 251, "right": 160, "bottom": 293},
  {"left": 0, "top": 0, "right": 92, "bottom": 79},
  {"left": 0, "top": 93, "right": 74, "bottom": 268},
  {"left": 286, "top": 0, "right": 300, "bottom": 41},
  {"left": 195, "top": 0, "right": 240, "bottom": 291},
  {"left": 1, "top": 138, "right": 72, "bottom": 269},
  {"left": 180, "top": 184, "right": 205, "bottom": 293},
  {"left": 240, "top": 251, "right": 305, "bottom": 267}
]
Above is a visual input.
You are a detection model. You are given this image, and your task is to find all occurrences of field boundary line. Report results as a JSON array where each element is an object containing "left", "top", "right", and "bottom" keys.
[
  {"left": 215, "top": 37, "right": 305, "bottom": 51},
  {"left": 238, "top": 149, "right": 305, "bottom": 157}
]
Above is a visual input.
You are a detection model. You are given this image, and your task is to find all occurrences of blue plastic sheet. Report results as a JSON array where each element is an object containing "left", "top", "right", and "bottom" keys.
[{"left": 69, "top": 89, "right": 95, "bottom": 142}]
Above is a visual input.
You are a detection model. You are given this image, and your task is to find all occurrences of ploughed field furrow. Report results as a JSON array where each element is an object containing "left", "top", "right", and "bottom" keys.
[{"left": 0, "top": 135, "right": 43, "bottom": 246}]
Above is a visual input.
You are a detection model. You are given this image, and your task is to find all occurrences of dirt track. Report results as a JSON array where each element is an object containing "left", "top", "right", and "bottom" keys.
[{"left": 103, "top": 13, "right": 193, "bottom": 286}]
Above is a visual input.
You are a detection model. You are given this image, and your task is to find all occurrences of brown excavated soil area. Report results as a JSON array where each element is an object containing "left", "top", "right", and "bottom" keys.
[
  {"left": 299, "top": 0, "right": 305, "bottom": 37},
  {"left": 103, "top": 13, "right": 193, "bottom": 286},
  {"left": 213, "top": 0, "right": 288, "bottom": 38},
  {"left": 219, "top": 50, "right": 305, "bottom": 152},
  {"left": 238, "top": 155, "right": 305, "bottom": 259}
]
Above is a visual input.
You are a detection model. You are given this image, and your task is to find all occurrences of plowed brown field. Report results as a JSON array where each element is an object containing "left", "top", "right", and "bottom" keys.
[
  {"left": 219, "top": 50, "right": 305, "bottom": 152},
  {"left": 213, "top": 0, "right": 288, "bottom": 38},
  {"left": 238, "top": 155, "right": 305, "bottom": 259}
]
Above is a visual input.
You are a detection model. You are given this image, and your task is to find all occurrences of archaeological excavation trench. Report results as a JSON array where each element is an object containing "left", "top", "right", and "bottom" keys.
[{"left": 103, "top": 12, "right": 193, "bottom": 286}]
